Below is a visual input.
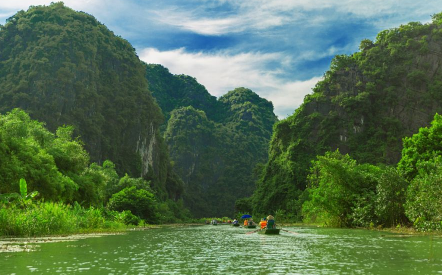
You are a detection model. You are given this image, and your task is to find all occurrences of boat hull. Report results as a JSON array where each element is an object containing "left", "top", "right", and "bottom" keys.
[
  {"left": 258, "top": 228, "right": 280, "bottom": 235},
  {"left": 246, "top": 225, "right": 257, "bottom": 228}
]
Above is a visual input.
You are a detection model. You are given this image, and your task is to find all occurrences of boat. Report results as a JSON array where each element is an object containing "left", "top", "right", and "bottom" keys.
[
  {"left": 258, "top": 228, "right": 280, "bottom": 235},
  {"left": 232, "top": 223, "right": 240, "bottom": 227},
  {"left": 246, "top": 224, "right": 257, "bottom": 229}
]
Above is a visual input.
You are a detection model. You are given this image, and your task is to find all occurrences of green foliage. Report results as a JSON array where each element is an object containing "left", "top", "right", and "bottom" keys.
[
  {"left": 0, "top": 178, "right": 39, "bottom": 207},
  {"left": 0, "top": 2, "right": 164, "bottom": 180},
  {"left": 107, "top": 186, "right": 158, "bottom": 223},
  {"left": 235, "top": 197, "right": 253, "bottom": 214},
  {"left": 147, "top": 71, "right": 278, "bottom": 217},
  {"left": 0, "top": 109, "right": 78, "bottom": 202},
  {"left": 302, "top": 151, "right": 378, "bottom": 227},
  {"left": 0, "top": 201, "right": 126, "bottom": 237},
  {"left": 405, "top": 159, "right": 442, "bottom": 231},
  {"left": 398, "top": 114, "right": 442, "bottom": 180},
  {"left": 375, "top": 166, "right": 408, "bottom": 227},
  {"left": 253, "top": 13, "right": 442, "bottom": 217},
  {"left": 0, "top": 3, "right": 188, "bottom": 223},
  {"left": 19, "top": 178, "right": 27, "bottom": 198},
  {"left": 302, "top": 150, "right": 408, "bottom": 228},
  {"left": 119, "top": 210, "right": 141, "bottom": 226},
  {"left": 0, "top": 107, "right": 189, "bottom": 230},
  {"left": 145, "top": 64, "right": 219, "bottom": 125}
]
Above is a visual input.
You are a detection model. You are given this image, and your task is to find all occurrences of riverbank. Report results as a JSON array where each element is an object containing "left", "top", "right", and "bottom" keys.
[
  {"left": 276, "top": 222, "right": 442, "bottom": 236},
  {"left": 0, "top": 202, "right": 130, "bottom": 238}
]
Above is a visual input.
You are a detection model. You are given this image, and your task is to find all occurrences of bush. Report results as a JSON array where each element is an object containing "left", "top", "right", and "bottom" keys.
[
  {"left": 375, "top": 167, "right": 408, "bottom": 227},
  {"left": 107, "top": 186, "right": 158, "bottom": 223},
  {"left": 405, "top": 160, "right": 442, "bottom": 231}
]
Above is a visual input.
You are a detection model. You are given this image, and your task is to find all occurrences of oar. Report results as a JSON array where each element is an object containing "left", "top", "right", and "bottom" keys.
[
  {"left": 280, "top": 229, "right": 298, "bottom": 235},
  {"left": 246, "top": 229, "right": 261, "bottom": 234}
]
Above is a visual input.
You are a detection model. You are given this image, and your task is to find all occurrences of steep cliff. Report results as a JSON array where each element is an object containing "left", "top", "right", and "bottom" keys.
[
  {"left": 252, "top": 13, "right": 442, "bottom": 214},
  {"left": 0, "top": 3, "right": 181, "bottom": 199},
  {"left": 146, "top": 65, "right": 277, "bottom": 217}
]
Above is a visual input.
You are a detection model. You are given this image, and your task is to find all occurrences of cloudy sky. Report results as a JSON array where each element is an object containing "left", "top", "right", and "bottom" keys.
[{"left": 1, "top": 1, "right": 441, "bottom": 117}]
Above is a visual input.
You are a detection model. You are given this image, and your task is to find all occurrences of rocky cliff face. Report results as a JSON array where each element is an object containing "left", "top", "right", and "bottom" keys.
[
  {"left": 146, "top": 65, "right": 278, "bottom": 217},
  {"left": 0, "top": 3, "right": 181, "bottom": 199},
  {"left": 252, "top": 14, "right": 442, "bottom": 214}
]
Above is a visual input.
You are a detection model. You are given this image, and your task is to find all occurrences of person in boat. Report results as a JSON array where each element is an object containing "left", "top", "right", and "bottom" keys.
[
  {"left": 266, "top": 215, "right": 276, "bottom": 229},
  {"left": 248, "top": 218, "right": 254, "bottom": 226},
  {"left": 260, "top": 217, "right": 267, "bottom": 229},
  {"left": 212, "top": 219, "right": 217, "bottom": 225},
  {"left": 233, "top": 219, "right": 239, "bottom": 225},
  {"left": 243, "top": 219, "right": 248, "bottom": 226}
]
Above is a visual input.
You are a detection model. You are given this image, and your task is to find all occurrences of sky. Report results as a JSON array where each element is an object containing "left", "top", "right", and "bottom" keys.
[{"left": 1, "top": 1, "right": 441, "bottom": 118}]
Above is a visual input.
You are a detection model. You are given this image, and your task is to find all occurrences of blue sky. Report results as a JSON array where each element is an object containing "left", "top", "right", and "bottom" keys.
[{"left": 1, "top": 1, "right": 441, "bottom": 118}]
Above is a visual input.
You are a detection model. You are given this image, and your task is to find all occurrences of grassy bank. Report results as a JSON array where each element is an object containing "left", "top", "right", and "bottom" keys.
[{"left": 0, "top": 202, "right": 128, "bottom": 237}]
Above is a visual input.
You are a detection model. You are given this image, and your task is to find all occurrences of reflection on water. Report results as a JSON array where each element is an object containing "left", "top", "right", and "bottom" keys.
[{"left": 0, "top": 225, "right": 441, "bottom": 274}]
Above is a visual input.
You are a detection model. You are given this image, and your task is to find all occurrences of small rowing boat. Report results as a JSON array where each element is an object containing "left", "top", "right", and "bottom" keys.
[{"left": 258, "top": 228, "right": 280, "bottom": 235}]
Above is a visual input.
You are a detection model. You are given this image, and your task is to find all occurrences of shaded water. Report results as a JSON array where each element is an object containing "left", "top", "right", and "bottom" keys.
[{"left": 0, "top": 225, "right": 441, "bottom": 274}]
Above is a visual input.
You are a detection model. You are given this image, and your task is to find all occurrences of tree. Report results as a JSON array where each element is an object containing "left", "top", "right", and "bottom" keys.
[
  {"left": 0, "top": 109, "right": 78, "bottom": 202},
  {"left": 107, "top": 186, "right": 158, "bottom": 223},
  {"left": 398, "top": 114, "right": 442, "bottom": 180},
  {"left": 404, "top": 158, "right": 442, "bottom": 230},
  {"left": 375, "top": 166, "right": 408, "bottom": 227},
  {"left": 302, "top": 150, "right": 380, "bottom": 227}
]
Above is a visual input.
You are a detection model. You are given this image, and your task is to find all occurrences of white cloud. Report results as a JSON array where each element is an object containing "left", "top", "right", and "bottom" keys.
[
  {"left": 154, "top": 0, "right": 441, "bottom": 36},
  {"left": 139, "top": 47, "right": 320, "bottom": 118},
  {"left": 271, "top": 77, "right": 323, "bottom": 117},
  {"left": 152, "top": 4, "right": 298, "bottom": 36}
]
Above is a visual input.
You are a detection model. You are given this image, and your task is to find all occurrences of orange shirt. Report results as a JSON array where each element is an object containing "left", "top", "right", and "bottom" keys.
[
  {"left": 260, "top": 220, "right": 267, "bottom": 229},
  {"left": 244, "top": 220, "right": 248, "bottom": 226}
]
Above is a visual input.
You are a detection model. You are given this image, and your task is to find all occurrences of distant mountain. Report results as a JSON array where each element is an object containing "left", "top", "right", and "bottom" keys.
[
  {"left": 0, "top": 3, "right": 182, "bottom": 200},
  {"left": 145, "top": 64, "right": 220, "bottom": 125},
  {"left": 251, "top": 13, "right": 442, "bottom": 215},
  {"left": 146, "top": 64, "right": 278, "bottom": 217}
]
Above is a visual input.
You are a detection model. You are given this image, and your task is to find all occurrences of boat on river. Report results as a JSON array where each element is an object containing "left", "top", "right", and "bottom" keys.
[
  {"left": 258, "top": 228, "right": 280, "bottom": 235},
  {"left": 232, "top": 223, "right": 240, "bottom": 227},
  {"left": 246, "top": 225, "right": 257, "bottom": 229}
]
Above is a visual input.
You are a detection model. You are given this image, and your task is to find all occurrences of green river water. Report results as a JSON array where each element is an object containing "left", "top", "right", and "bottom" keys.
[{"left": 0, "top": 225, "right": 441, "bottom": 274}]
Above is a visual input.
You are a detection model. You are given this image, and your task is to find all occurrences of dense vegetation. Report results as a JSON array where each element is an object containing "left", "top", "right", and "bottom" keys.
[
  {"left": 302, "top": 114, "right": 442, "bottom": 231},
  {"left": 250, "top": 13, "right": 442, "bottom": 227},
  {"left": 0, "top": 3, "right": 193, "bottom": 236},
  {"left": 0, "top": 109, "right": 190, "bottom": 236},
  {"left": 0, "top": 3, "right": 183, "bottom": 202},
  {"left": 146, "top": 65, "right": 278, "bottom": 217}
]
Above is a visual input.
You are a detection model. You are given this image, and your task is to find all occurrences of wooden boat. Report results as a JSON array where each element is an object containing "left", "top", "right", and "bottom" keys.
[
  {"left": 246, "top": 224, "right": 257, "bottom": 229},
  {"left": 232, "top": 223, "right": 240, "bottom": 227},
  {"left": 258, "top": 228, "right": 280, "bottom": 235}
]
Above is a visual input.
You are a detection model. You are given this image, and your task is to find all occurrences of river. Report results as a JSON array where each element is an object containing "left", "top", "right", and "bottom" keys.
[{"left": 0, "top": 225, "right": 441, "bottom": 274}]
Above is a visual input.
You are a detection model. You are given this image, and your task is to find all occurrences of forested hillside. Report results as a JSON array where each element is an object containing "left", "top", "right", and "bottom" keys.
[
  {"left": 0, "top": 3, "right": 182, "bottom": 201},
  {"left": 252, "top": 13, "right": 442, "bottom": 217},
  {"left": 146, "top": 65, "right": 278, "bottom": 217}
]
